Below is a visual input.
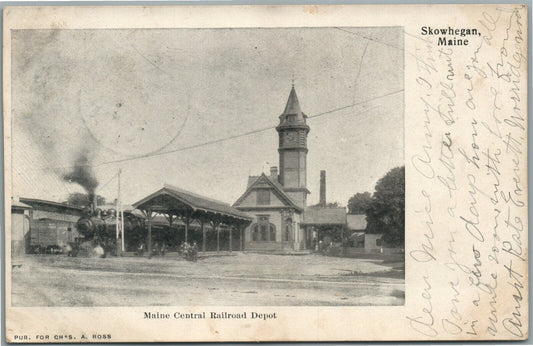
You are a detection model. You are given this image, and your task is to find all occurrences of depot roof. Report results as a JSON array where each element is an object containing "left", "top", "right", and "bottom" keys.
[
  {"left": 301, "top": 207, "right": 347, "bottom": 225},
  {"left": 132, "top": 184, "right": 252, "bottom": 223}
]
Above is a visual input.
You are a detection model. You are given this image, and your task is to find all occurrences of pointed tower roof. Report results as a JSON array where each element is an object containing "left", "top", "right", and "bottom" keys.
[
  {"left": 277, "top": 85, "right": 310, "bottom": 132},
  {"left": 283, "top": 86, "right": 305, "bottom": 118}
]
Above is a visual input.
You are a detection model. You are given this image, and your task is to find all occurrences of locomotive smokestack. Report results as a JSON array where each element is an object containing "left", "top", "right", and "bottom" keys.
[
  {"left": 320, "top": 170, "right": 326, "bottom": 207},
  {"left": 91, "top": 194, "right": 97, "bottom": 214}
]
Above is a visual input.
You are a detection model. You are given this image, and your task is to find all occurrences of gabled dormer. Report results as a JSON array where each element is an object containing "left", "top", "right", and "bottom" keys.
[{"left": 233, "top": 173, "right": 302, "bottom": 212}]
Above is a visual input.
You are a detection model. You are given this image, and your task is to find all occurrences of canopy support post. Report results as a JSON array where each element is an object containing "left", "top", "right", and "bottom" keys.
[
  {"left": 201, "top": 219, "right": 206, "bottom": 252},
  {"left": 147, "top": 209, "right": 153, "bottom": 259},
  {"left": 340, "top": 225, "right": 345, "bottom": 257},
  {"left": 240, "top": 224, "right": 244, "bottom": 252},
  {"left": 216, "top": 225, "right": 220, "bottom": 253},
  {"left": 229, "top": 225, "right": 233, "bottom": 253},
  {"left": 184, "top": 210, "right": 190, "bottom": 244}
]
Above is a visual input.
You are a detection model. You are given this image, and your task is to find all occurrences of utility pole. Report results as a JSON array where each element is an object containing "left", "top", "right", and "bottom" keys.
[
  {"left": 119, "top": 169, "right": 125, "bottom": 252},
  {"left": 116, "top": 169, "right": 121, "bottom": 255}
]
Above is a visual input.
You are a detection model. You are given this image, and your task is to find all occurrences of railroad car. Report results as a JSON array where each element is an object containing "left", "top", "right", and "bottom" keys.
[{"left": 29, "top": 219, "right": 78, "bottom": 254}]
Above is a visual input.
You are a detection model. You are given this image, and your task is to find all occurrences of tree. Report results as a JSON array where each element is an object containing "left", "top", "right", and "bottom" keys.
[
  {"left": 366, "top": 166, "right": 405, "bottom": 246},
  {"left": 65, "top": 192, "right": 106, "bottom": 207},
  {"left": 347, "top": 192, "right": 372, "bottom": 214}
]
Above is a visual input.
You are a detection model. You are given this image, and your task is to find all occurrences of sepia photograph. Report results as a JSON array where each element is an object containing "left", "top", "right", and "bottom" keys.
[
  {"left": 9, "top": 27, "right": 404, "bottom": 307},
  {"left": 4, "top": 4, "right": 527, "bottom": 342}
]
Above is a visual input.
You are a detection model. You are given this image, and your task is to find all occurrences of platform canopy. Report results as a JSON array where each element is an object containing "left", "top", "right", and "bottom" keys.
[
  {"left": 132, "top": 184, "right": 252, "bottom": 253},
  {"left": 133, "top": 184, "right": 252, "bottom": 223}
]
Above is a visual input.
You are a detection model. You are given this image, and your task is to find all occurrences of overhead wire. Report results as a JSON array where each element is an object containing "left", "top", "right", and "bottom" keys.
[
  {"left": 98, "top": 171, "right": 120, "bottom": 191},
  {"left": 92, "top": 88, "right": 404, "bottom": 167},
  {"left": 22, "top": 87, "right": 403, "bottom": 173},
  {"left": 22, "top": 27, "right": 404, "bottom": 172},
  {"left": 92, "top": 27, "right": 404, "bottom": 168}
]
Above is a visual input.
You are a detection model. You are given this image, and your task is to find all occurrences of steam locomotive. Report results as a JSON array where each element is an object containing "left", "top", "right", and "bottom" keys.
[{"left": 74, "top": 207, "right": 146, "bottom": 257}]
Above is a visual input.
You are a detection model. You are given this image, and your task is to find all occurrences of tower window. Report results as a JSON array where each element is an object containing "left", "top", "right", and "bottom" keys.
[
  {"left": 257, "top": 190, "right": 270, "bottom": 205},
  {"left": 299, "top": 131, "right": 305, "bottom": 146},
  {"left": 287, "top": 115, "right": 296, "bottom": 122}
]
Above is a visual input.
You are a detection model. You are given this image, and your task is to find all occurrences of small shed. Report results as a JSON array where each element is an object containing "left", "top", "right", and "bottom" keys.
[
  {"left": 346, "top": 214, "right": 367, "bottom": 248},
  {"left": 301, "top": 207, "right": 347, "bottom": 249}
]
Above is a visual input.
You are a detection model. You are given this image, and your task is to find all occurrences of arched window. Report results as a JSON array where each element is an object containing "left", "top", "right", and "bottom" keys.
[
  {"left": 284, "top": 218, "right": 292, "bottom": 241},
  {"left": 269, "top": 224, "right": 276, "bottom": 241},
  {"left": 253, "top": 215, "right": 276, "bottom": 242},
  {"left": 260, "top": 224, "right": 268, "bottom": 241},
  {"left": 251, "top": 224, "right": 259, "bottom": 241}
]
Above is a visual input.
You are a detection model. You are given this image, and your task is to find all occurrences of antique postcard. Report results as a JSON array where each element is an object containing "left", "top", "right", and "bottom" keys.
[{"left": 3, "top": 4, "right": 528, "bottom": 342}]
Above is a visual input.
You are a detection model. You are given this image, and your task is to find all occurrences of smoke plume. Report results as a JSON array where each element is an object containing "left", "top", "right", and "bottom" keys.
[{"left": 63, "top": 148, "right": 99, "bottom": 198}]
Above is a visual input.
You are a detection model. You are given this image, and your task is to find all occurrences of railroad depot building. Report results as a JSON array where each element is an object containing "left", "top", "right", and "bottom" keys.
[
  {"left": 232, "top": 86, "right": 390, "bottom": 254},
  {"left": 233, "top": 86, "right": 311, "bottom": 252}
]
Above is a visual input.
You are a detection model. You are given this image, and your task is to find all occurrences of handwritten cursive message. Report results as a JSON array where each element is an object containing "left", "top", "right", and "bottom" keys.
[{"left": 407, "top": 5, "right": 527, "bottom": 340}]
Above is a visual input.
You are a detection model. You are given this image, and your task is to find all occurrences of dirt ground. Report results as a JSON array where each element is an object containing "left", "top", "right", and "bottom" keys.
[{"left": 10, "top": 252, "right": 404, "bottom": 306}]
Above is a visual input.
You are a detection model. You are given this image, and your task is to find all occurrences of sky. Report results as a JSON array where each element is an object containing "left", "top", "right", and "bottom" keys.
[{"left": 11, "top": 27, "right": 404, "bottom": 207}]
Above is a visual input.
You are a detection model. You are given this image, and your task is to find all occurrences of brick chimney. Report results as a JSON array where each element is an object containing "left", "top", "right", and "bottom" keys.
[
  {"left": 270, "top": 166, "right": 278, "bottom": 182},
  {"left": 320, "top": 170, "right": 326, "bottom": 207}
]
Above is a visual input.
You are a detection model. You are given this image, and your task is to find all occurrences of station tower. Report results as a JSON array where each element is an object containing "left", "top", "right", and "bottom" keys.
[{"left": 276, "top": 85, "right": 310, "bottom": 208}]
